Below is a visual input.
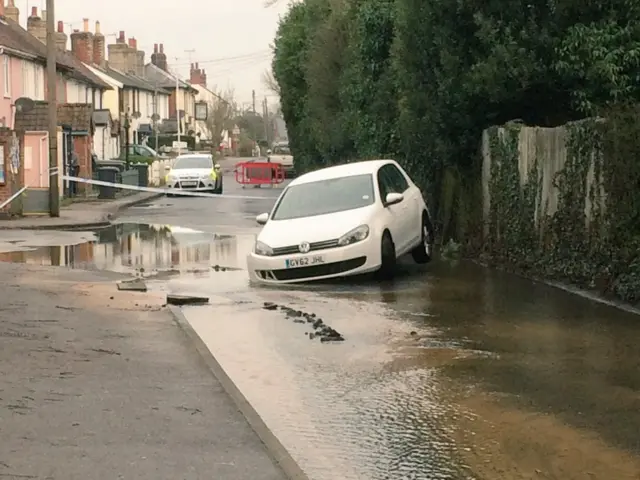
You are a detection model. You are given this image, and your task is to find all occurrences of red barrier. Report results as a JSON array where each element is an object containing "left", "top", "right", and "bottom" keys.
[{"left": 235, "top": 161, "right": 285, "bottom": 186}]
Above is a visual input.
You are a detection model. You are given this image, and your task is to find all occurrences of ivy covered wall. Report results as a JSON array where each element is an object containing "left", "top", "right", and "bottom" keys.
[{"left": 481, "top": 105, "right": 640, "bottom": 305}]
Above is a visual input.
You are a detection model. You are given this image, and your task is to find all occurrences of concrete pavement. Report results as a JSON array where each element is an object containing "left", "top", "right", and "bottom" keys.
[
  {"left": 0, "top": 261, "right": 287, "bottom": 479},
  {"left": 0, "top": 192, "right": 162, "bottom": 230}
]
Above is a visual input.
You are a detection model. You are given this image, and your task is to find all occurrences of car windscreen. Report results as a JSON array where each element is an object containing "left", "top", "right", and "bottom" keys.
[
  {"left": 271, "top": 174, "right": 375, "bottom": 220},
  {"left": 172, "top": 156, "right": 212, "bottom": 169},
  {"left": 274, "top": 146, "right": 290, "bottom": 155}
]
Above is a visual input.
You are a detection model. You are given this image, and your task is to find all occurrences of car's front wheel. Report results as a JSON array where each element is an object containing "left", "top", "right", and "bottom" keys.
[
  {"left": 411, "top": 212, "right": 434, "bottom": 264},
  {"left": 377, "top": 231, "right": 396, "bottom": 279}
]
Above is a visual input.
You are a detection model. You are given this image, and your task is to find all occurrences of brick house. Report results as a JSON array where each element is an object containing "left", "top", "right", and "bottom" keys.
[
  {"left": 0, "top": 5, "right": 111, "bottom": 216},
  {"left": 69, "top": 22, "right": 170, "bottom": 151},
  {"left": 145, "top": 44, "right": 197, "bottom": 136}
]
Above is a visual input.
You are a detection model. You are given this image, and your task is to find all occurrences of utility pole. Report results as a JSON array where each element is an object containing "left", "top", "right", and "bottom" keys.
[
  {"left": 263, "top": 97, "right": 269, "bottom": 144},
  {"left": 46, "top": 0, "right": 59, "bottom": 216},
  {"left": 252, "top": 89, "right": 256, "bottom": 113},
  {"left": 174, "top": 59, "right": 180, "bottom": 154}
]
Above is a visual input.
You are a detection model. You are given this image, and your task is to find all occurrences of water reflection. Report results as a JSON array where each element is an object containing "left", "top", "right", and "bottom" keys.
[{"left": 0, "top": 223, "right": 255, "bottom": 274}]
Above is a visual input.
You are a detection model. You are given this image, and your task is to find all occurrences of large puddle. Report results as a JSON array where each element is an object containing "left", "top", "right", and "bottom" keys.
[{"left": 0, "top": 223, "right": 255, "bottom": 278}]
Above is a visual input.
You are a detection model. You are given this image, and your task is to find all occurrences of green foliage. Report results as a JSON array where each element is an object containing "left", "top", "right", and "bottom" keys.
[
  {"left": 485, "top": 107, "right": 640, "bottom": 304},
  {"left": 271, "top": 0, "right": 640, "bottom": 302},
  {"left": 235, "top": 113, "right": 266, "bottom": 142}
]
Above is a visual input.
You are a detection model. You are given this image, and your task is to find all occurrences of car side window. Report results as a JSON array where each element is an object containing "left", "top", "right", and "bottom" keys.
[
  {"left": 377, "top": 166, "right": 395, "bottom": 202},
  {"left": 387, "top": 165, "right": 409, "bottom": 192}
]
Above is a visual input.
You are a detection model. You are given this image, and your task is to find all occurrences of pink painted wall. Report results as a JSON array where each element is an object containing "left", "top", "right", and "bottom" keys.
[{"left": 0, "top": 55, "right": 25, "bottom": 128}]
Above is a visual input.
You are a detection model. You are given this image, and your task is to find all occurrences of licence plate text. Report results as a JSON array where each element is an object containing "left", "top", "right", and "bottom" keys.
[
  {"left": 180, "top": 181, "right": 197, "bottom": 187},
  {"left": 285, "top": 256, "right": 325, "bottom": 268}
]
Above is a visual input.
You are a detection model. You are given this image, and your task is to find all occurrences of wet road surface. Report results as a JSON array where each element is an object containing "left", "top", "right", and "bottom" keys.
[{"left": 1, "top": 174, "right": 639, "bottom": 479}]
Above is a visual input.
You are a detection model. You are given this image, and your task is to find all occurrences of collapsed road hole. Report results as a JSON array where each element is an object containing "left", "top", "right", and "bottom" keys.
[{"left": 262, "top": 302, "right": 345, "bottom": 342}]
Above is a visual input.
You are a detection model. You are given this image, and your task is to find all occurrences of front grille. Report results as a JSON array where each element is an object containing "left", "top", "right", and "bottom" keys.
[
  {"left": 259, "top": 256, "right": 366, "bottom": 281},
  {"left": 176, "top": 180, "right": 206, "bottom": 189},
  {"left": 272, "top": 239, "right": 340, "bottom": 256}
]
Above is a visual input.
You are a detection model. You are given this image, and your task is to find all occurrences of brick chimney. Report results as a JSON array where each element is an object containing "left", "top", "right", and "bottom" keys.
[
  {"left": 151, "top": 43, "right": 167, "bottom": 71},
  {"left": 5, "top": 0, "right": 19, "bottom": 23},
  {"left": 55, "top": 21, "right": 67, "bottom": 51},
  {"left": 93, "top": 21, "right": 105, "bottom": 66},
  {"left": 27, "top": 7, "right": 46, "bottom": 43},
  {"left": 108, "top": 31, "right": 136, "bottom": 74},
  {"left": 126, "top": 37, "right": 145, "bottom": 76},
  {"left": 189, "top": 62, "right": 207, "bottom": 86},
  {"left": 70, "top": 18, "right": 94, "bottom": 64}
]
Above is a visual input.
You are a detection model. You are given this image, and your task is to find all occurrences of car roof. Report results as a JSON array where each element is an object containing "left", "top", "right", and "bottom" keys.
[{"left": 289, "top": 159, "right": 397, "bottom": 186}]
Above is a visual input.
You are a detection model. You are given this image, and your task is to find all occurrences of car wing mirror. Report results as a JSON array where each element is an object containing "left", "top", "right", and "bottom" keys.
[
  {"left": 385, "top": 192, "right": 404, "bottom": 206},
  {"left": 256, "top": 213, "right": 269, "bottom": 225}
]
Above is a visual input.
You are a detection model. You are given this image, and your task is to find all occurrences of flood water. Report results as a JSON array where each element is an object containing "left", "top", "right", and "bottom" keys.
[
  {"left": 184, "top": 260, "right": 640, "bottom": 480},
  {"left": 0, "top": 223, "right": 254, "bottom": 278},
  {"left": 1, "top": 222, "right": 639, "bottom": 479}
]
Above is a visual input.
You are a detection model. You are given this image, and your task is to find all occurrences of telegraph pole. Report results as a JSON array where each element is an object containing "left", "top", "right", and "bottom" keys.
[
  {"left": 46, "top": 0, "right": 59, "bottom": 216},
  {"left": 263, "top": 97, "right": 269, "bottom": 144},
  {"left": 252, "top": 89, "right": 256, "bottom": 113}
]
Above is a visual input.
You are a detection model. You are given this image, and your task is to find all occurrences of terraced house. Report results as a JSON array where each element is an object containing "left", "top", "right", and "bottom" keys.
[
  {"left": 145, "top": 44, "right": 197, "bottom": 138},
  {"left": 69, "top": 22, "right": 170, "bottom": 159},
  {"left": 0, "top": 3, "right": 110, "bottom": 214}
]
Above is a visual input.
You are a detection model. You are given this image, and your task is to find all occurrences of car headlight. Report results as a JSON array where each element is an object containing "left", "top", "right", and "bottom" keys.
[
  {"left": 254, "top": 241, "right": 273, "bottom": 256},
  {"left": 338, "top": 225, "right": 369, "bottom": 246},
  {"left": 209, "top": 170, "right": 216, "bottom": 179},
  {"left": 165, "top": 173, "right": 177, "bottom": 183}
]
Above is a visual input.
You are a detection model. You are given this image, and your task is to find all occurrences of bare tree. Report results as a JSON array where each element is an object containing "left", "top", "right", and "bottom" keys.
[
  {"left": 261, "top": 69, "right": 280, "bottom": 96},
  {"left": 202, "top": 88, "right": 236, "bottom": 146}
]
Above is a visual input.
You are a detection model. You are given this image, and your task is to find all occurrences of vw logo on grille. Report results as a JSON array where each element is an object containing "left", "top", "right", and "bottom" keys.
[{"left": 298, "top": 241, "right": 310, "bottom": 253}]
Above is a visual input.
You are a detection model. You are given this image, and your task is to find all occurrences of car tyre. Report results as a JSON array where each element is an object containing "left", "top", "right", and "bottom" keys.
[
  {"left": 411, "top": 212, "right": 434, "bottom": 264},
  {"left": 377, "top": 231, "right": 396, "bottom": 280}
]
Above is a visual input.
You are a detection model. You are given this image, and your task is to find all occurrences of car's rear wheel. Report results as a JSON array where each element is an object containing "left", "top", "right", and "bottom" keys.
[
  {"left": 412, "top": 212, "right": 434, "bottom": 264},
  {"left": 377, "top": 231, "right": 396, "bottom": 279}
]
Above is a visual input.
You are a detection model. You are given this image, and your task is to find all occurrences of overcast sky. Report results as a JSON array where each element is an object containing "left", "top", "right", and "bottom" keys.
[{"left": 19, "top": 0, "right": 288, "bottom": 104}]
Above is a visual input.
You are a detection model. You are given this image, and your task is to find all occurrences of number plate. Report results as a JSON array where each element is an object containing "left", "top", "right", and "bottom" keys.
[
  {"left": 285, "top": 256, "right": 325, "bottom": 268},
  {"left": 180, "top": 181, "right": 197, "bottom": 187}
]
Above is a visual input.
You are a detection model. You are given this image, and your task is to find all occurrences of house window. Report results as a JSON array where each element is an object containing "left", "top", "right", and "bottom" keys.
[{"left": 3, "top": 56, "right": 10, "bottom": 97}]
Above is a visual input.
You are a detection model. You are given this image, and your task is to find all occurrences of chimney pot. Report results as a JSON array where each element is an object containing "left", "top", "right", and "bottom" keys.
[
  {"left": 83, "top": 18, "right": 89, "bottom": 32},
  {"left": 95, "top": 21, "right": 101, "bottom": 34},
  {"left": 57, "top": 21, "right": 63, "bottom": 33},
  {"left": 31, "top": 6, "right": 37, "bottom": 17},
  {"left": 154, "top": 43, "right": 158, "bottom": 53},
  {"left": 159, "top": 44, "right": 164, "bottom": 53},
  {"left": 119, "top": 31, "right": 125, "bottom": 41},
  {"left": 128, "top": 37, "right": 136, "bottom": 49}
]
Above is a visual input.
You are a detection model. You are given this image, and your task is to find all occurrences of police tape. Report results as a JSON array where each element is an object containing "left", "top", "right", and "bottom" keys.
[{"left": 60, "top": 175, "right": 273, "bottom": 200}]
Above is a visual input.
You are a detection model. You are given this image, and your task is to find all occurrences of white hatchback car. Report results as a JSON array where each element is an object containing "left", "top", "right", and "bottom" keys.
[
  {"left": 246, "top": 159, "right": 434, "bottom": 283},
  {"left": 165, "top": 154, "right": 222, "bottom": 195}
]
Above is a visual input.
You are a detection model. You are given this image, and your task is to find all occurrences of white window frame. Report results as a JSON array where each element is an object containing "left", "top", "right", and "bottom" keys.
[{"left": 3, "top": 56, "right": 11, "bottom": 98}]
